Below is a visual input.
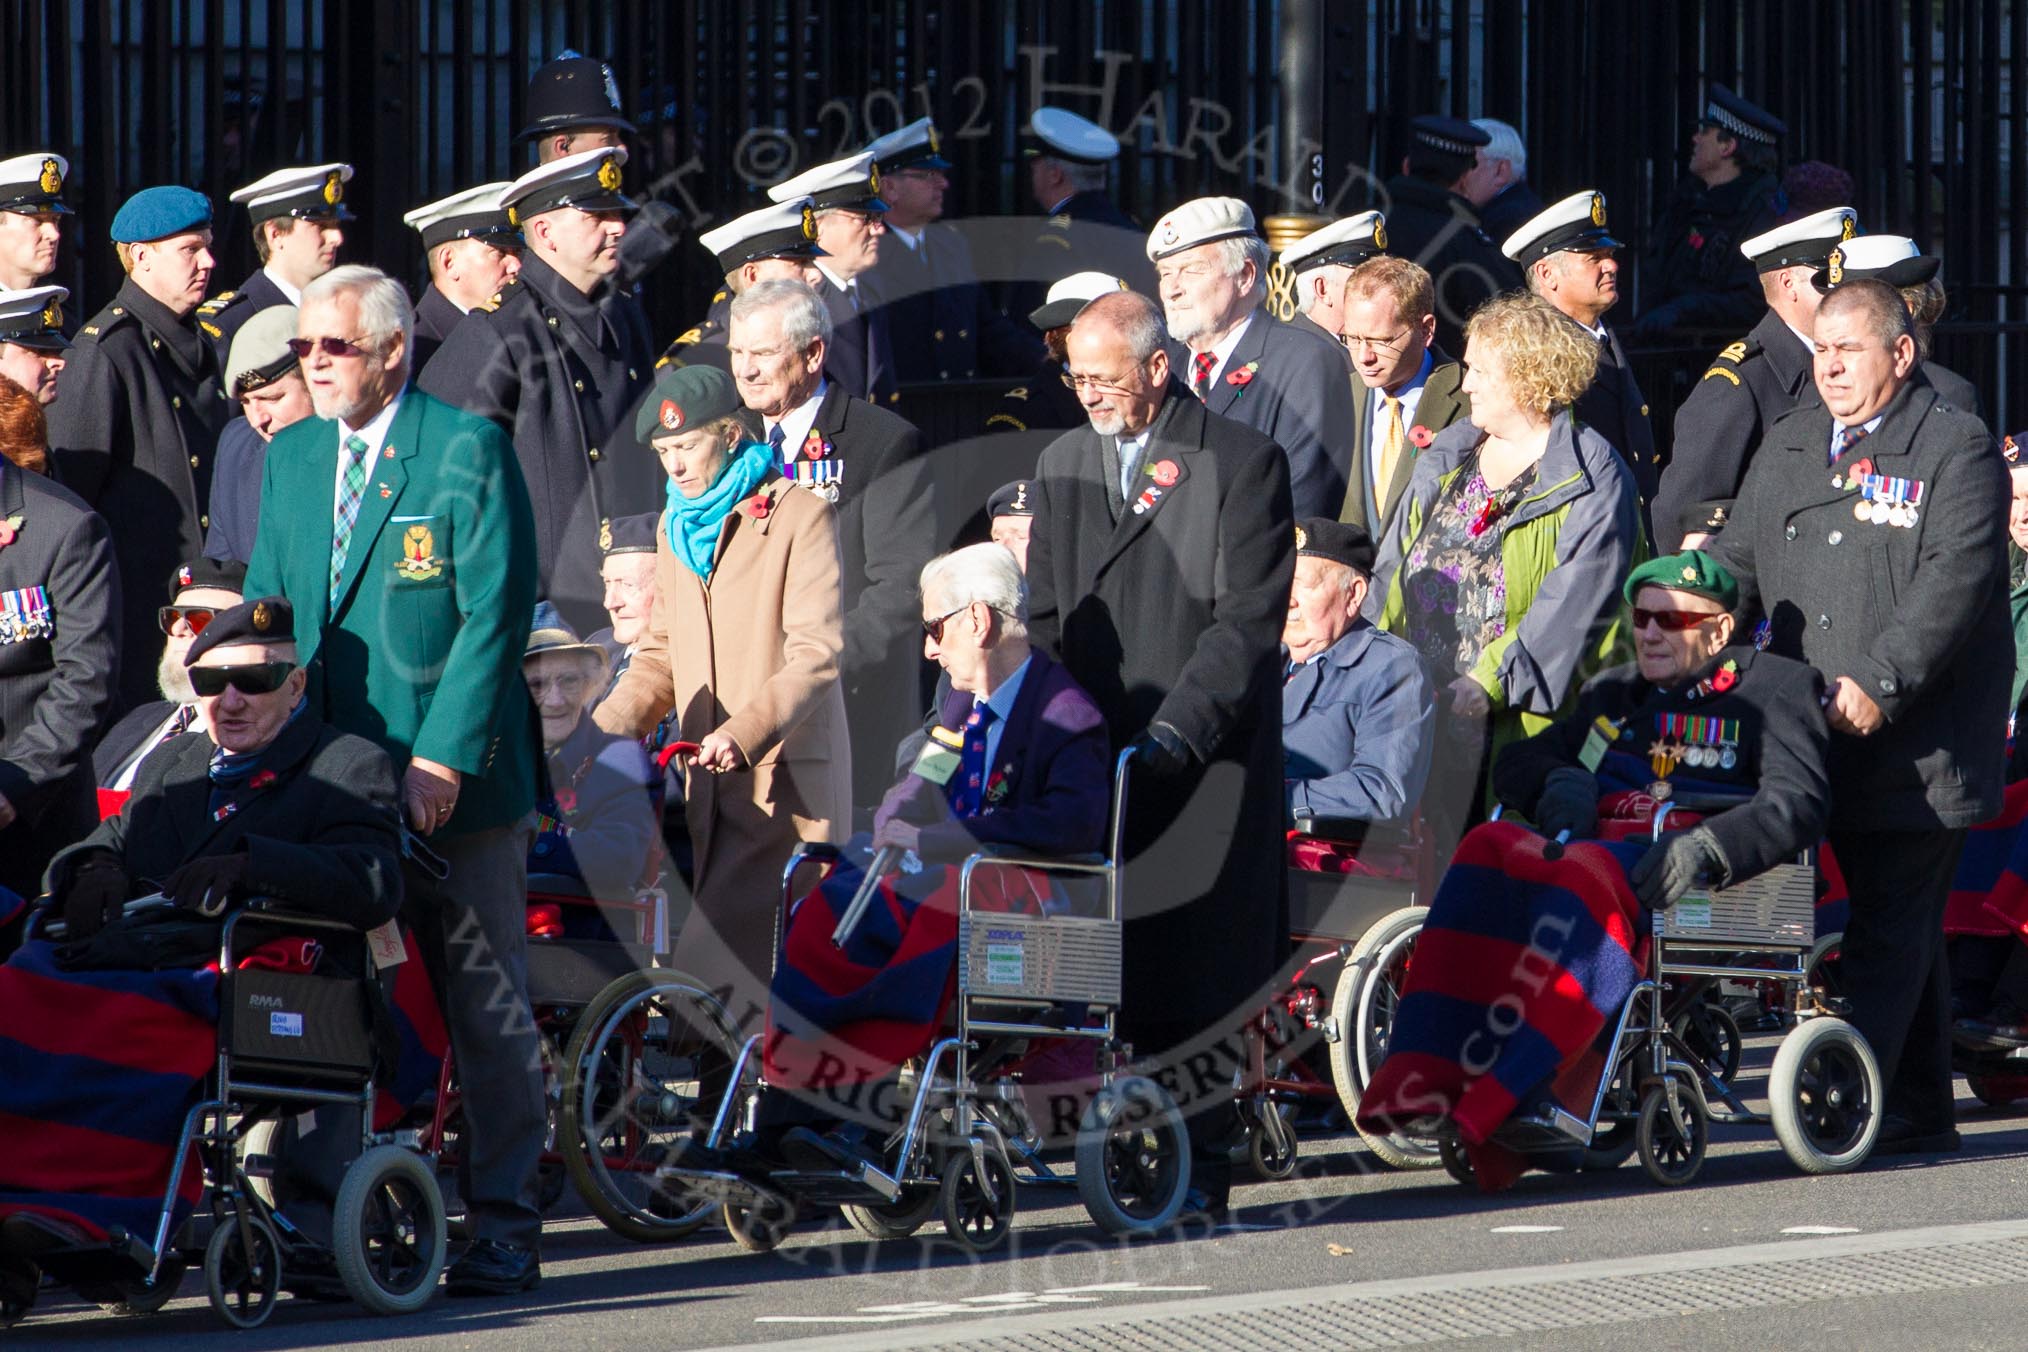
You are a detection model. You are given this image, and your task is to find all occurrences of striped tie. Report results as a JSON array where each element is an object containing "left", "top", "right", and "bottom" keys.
[{"left": 330, "top": 433, "right": 370, "bottom": 607}]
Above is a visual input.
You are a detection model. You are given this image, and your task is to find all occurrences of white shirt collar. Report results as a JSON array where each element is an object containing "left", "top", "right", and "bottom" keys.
[
  {"left": 340, "top": 393, "right": 403, "bottom": 451},
  {"left": 1190, "top": 310, "right": 1258, "bottom": 385},
  {"left": 814, "top": 261, "right": 858, "bottom": 293},
  {"left": 767, "top": 380, "right": 829, "bottom": 458},
  {"left": 885, "top": 223, "right": 922, "bottom": 250},
  {"left": 263, "top": 265, "right": 303, "bottom": 307}
]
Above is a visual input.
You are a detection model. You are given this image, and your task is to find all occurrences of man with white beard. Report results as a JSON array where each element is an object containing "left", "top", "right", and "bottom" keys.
[{"left": 91, "top": 557, "right": 245, "bottom": 794}]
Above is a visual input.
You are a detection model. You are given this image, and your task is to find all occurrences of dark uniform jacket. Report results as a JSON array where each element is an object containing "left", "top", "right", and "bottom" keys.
[
  {"left": 1494, "top": 645, "right": 1830, "bottom": 888},
  {"left": 1712, "top": 376, "right": 2010, "bottom": 831},
  {"left": 46, "top": 707, "right": 406, "bottom": 932},
  {"left": 983, "top": 350, "right": 1084, "bottom": 437},
  {"left": 1479, "top": 181, "right": 1547, "bottom": 252},
  {"left": 1188, "top": 308, "right": 1358, "bottom": 520},
  {"left": 1652, "top": 309, "right": 1816, "bottom": 549},
  {"left": 417, "top": 253, "right": 657, "bottom": 635},
  {"left": 1283, "top": 622, "right": 1435, "bottom": 826},
  {"left": 1924, "top": 361, "right": 1983, "bottom": 428},
  {"left": 47, "top": 279, "right": 230, "bottom": 711},
  {"left": 866, "top": 223, "right": 1040, "bottom": 383},
  {"left": 1339, "top": 349, "right": 1471, "bottom": 539},
  {"left": 657, "top": 287, "right": 733, "bottom": 375},
  {"left": 195, "top": 268, "right": 292, "bottom": 366},
  {"left": 409, "top": 284, "right": 466, "bottom": 375},
  {"left": 997, "top": 189, "right": 1158, "bottom": 322},
  {"left": 1027, "top": 382, "right": 1295, "bottom": 1037},
  {"left": 1571, "top": 321, "right": 1657, "bottom": 510},
  {"left": 1375, "top": 174, "right": 1522, "bottom": 356},
  {"left": 203, "top": 417, "right": 267, "bottom": 565},
  {"left": 0, "top": 466, "right": 118, "bottom": 896},
  {"left": 815, "top": 272, "right": 896, "bottom": 405},
  {"left": 1636, "top": 170, "right": 1781, "bottom": 337}
]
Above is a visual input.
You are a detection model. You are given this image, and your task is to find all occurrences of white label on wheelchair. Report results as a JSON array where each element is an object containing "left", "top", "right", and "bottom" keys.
[
  {"left": 985, "top": 938, "right": 1025, "bottom": 986},
  {"left": 365, "top": 919, "right": 408, "bottom": 970},
  {"left": 269, "top": 1011, "right": 304, "bottom": 1038},
  {"left": 1671, "top": 896, "right": 1714, "bottom": 929}
]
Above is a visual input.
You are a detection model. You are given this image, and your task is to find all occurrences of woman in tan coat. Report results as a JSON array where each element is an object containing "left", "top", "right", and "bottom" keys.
[{"left": 595, "top": 365, "right": 850, "bottom": 1007}]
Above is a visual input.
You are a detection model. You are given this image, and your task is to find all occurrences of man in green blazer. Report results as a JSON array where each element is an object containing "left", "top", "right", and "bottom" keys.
[{"left": 244, "top": 264, "right": 546, "bottom": 1297}]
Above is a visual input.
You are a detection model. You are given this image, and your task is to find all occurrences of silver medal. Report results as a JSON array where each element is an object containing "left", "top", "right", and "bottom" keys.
[{"left": 1720, "top": 746, "right": 1737, "bottom": 770}]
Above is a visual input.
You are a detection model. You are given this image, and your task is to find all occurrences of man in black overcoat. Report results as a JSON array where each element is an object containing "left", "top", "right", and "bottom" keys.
[{"left": 1027, "top": 291, "right": 1295, "bottom": 1217}]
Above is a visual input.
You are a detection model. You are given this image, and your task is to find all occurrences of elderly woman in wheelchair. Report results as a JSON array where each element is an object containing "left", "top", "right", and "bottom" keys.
[{"left": 1355, "top": 552, "right": 1869, "bottom": 1188}]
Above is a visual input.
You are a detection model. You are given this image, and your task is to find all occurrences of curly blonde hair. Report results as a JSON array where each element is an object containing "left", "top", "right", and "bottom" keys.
[{"left": 1464, "top": 292, "right": 1599, "bottom": 413}]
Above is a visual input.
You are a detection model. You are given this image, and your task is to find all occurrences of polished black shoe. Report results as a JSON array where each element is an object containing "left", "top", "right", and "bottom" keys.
[
  {"left": 444, "top": 1238, "right": 540, "bottom": 1296},
  {"left": 1873, "top": 1115, "right": 1962, "bottom": 1157},
  {"left": 1952, "top": 1003, "right": 2028, "bottom": 1052}
]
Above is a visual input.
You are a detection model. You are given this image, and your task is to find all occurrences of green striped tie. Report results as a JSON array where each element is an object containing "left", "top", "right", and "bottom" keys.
[{"left": 330, "top": 434, "right": 369, "bottom": 607}]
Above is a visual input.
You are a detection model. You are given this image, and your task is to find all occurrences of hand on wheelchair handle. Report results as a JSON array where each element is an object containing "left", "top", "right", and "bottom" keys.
[
  {"left": 1631, "top": 826, "right": 1722, "bottom": 912},
  {"left": 165, "top": 852, "right": 252, "bottom": 918},
  {"left": 1127, "top": 721, "right": 1191, "bottom": 778},
  {"left": 57, "top": 850, "right": 128, "bottom": 941},
  {"left": 1534, "top": 767, "right": 1599, "bottom": 842}
]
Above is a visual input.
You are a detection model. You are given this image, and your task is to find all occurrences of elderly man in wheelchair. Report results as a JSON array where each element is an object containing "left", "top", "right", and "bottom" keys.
[
  {"left": 1356, "top": 551, "right": 1836, "bottom": 1187},
  {"left": 0, "top": 598, "right": 408, "bottom": 1323}
]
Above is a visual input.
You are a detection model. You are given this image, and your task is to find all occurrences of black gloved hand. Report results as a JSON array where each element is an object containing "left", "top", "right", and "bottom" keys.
[
  {"left": 57, "top": 850, "right": 129, "bottom": 940},
  {"left": 164, "top": 852, "right": 252, "bottom": 918},
  {"left": 1127, "top": 721, "right": 1193, "bottom": 778},
  {"left": 1534, "top": 767, "right": 1600, "bottom": 841},
  {"left": 1630, "top": 827, "right": 1723, "bottom": 912}
]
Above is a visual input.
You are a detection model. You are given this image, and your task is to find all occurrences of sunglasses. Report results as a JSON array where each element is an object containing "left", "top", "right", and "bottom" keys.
[
  {"left": 159, "top": 604, "right": 218, "bottom": 636},
  {"left": 285, "top": 334, "right": 371, "bottom": 359},
  {"left": 922, "top": 605, "right": 969, "bottom": 642},
  {"left": 1632, "top": 607, "right": 1724, "bottom": 633},
  {"left": 189, "top": 661, "right": 297, "bottom": 697}
]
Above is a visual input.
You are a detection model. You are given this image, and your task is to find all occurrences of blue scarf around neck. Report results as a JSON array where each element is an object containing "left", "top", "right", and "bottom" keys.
[{"left": 665, "top": 438, "right": 775, "bottom": 580}]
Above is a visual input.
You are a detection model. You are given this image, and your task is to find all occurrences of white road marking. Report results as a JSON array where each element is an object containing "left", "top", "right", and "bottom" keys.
[
  {"left": 757, "top": 1281, "right": 1210, "bottom": 1325},
  {"left": 1490, "top": 1225, "right": 1565, "bottom": 1234},
  {"left": 1782, "top": 1225, "right": 1860, "bottom": 1235}
]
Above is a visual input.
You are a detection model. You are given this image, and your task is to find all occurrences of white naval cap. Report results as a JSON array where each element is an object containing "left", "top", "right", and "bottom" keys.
[
  {"left": 1280, "top": 211, "right": 1387, "bottom": 273},
  {"left": 1501, "top": 190, "right": 1621, "bottom": 267},
  {"left": 1147, "top": 196, "right": 1257, "bottom": 262},
  {"left": 1027, "top": 271, "right": 1131, "bottom": 330},
  {"left": 698, "top": 198, "right": 824, "bottom": 274},
  {"left": 402, "top": 183, "right": 518, "bottom": 250},
  {"left": 501, "top": 146, "right": 634, "bottom": 223},
  {"left": 0, "top": 153, "right": 70, "bottom": 213},
  {"left": 864, "top": 117, "right": 950, "bottom": 173},
  {"left": 0, "top": 284, "right": 70, "bottom": 349},
  {"left": 767, "top": 151, "right": 887, "bottom": 212},
  {"left": 229, "top": 162, "right": 355, "bottom": 224},
  {"left": 1739, "top": 205, "right": 1856, "bottom": 272},
  {"left": 1815, "top": 234, "right": 1940, "bottom": 290},
  {"left": 1024, "top": 107, "right": 1120, "bottom": 165}
]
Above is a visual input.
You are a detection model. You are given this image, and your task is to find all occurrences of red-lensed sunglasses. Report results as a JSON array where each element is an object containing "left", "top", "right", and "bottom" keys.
[
  {"left": 1632, "top": 606, "right": 1724, "bottom": 633},
  {"left": 285, "top": 334, "right": 371, "bottom": 359},
  {"left": 158, "top": 605, "right": 218, "bottom": 636}
]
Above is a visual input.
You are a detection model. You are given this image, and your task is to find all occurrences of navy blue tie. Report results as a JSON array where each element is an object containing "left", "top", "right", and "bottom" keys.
[
  {"left": 944, "top": 703, "right": 998, "bottom": 818},
  {"left": 768, "top": 422, "right": 787, "bottom": 467}
]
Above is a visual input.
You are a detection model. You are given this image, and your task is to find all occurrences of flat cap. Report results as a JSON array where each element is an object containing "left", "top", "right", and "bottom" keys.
[
  {"left": 1623, "top": 550, "right": 1739, "bottom": 610},
  {"left": 1023, "top": 107, "right": 1119, "bottom": 165},
  {"left": 1294, "top": 517, "right": 1376, "bottom": 575},
  {"left": 603, "top": 511, "right": 660, "bottom": 556},
  {"left": 1027, "top": 270, "right": 1130, "bottom": 330},
  {"left": 109, "top": 186, "right": 212, "bottom": 244},
  {"left": 1148, "top": 196, "right": 1256, "bottom": 262},
  {"left": 230, "top": 162, "right": 354, "bottom": 225},
  {"left": 1502, "top": 190, "right": 1621, "bottom": 267},
  {"left": 1280, "top": 211, "right": 1387, "bottom": 273},
  {"left": 864, "top": 117, "right": 950, "bottom": 174},
  {"left": 636, "top": 363, "right": 742, "bottom": 442},
  {"left": 1739, "top": 206, "right": 1856, "bottom": 272},
  {"left": 224, "top": 305, "right": 301, "bottom": 397},
  {"left": 503, "top": 145, "right": 634, "bottom": 221},
  {"left": 0, "top": 285, "right": 69, "bottom": 351},
  {"left": 404, "top": 182, "right": 519, "bottom": 250},
  {"left": 516, "top": 53, "right": 636, "bottom": 142},
  {"left": 0, "top": 153, "right": 70, "bottom": 215},
  {"left": 987, "top": 480, "right": 1035, "bottom": 519},
  {"left": 768, "top": 151, "right": 887, "bottom": 214},
  {"left": 698, "top": 198, "right": 823, "bottom": 274},
  {"left": 1700, "top": 84, "right": 1786, "bottom": 145},
  {"left": 169, "top": 556, "right": 248, "bottom": 601},
  {"left": 1813, "top": 234, "right": 1940, "bottom": 291},
  {"left": 187, "top": 595, "right": 294, "bottom": 663}
]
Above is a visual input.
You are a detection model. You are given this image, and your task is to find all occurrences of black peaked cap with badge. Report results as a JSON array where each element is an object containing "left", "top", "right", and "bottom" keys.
[
  {"left": 987, "top": 480, "right": 1035, "bottom": 519},
  {"left": 1294, "top": 517, "right": 1377, "bottom": 575},
  {"left": 1700, "top": 84, "right": 1786, "bottom": 145},
  {"left": 186, "top": 596, "right": 294, "bottom": 665}
]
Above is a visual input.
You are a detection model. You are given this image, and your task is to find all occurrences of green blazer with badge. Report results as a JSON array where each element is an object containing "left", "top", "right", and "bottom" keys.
[{"left": 243, "top": 387, "right": 539, "bottom": 836}]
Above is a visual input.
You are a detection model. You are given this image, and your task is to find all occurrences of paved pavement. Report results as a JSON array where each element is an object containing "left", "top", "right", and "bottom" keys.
[{"left": 10, "top": 1042, "right": 2028, "bottom": 1350}]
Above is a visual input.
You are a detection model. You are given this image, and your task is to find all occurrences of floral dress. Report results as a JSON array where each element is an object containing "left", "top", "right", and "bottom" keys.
[{"left": 1397, "top": 447, "right": 1541, "bottom": 683}]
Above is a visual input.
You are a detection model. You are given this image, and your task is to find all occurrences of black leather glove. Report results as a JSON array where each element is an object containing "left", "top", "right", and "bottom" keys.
[
  {"left": 1630, "top": 827, "right": 1723, "bottom": 912},
  {"left": 1127, "top": 721, "right": 1192, "bottom": 778},
  {"left": 165, "top": 852, "right": 252, "bottom": 918},
  {"left": 57, "top": 850, "right": 128, "bottom": 940},
  {"left": 1534, "top": 767, "right": 1600, "bottom": 841}
]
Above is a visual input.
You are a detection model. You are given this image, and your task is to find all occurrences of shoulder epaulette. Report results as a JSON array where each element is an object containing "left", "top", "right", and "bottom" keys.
[
  {"left": 671, "top": 326, "right": 704, "bottom": 347},
  {"left": 711, "top": 288, "right": 729, "bottom": 304},
  {"left": 1005, "top": 386, "right": 1029, "bottom": 402},
  {"left": 193, "top": 290, "right": 249, "bottom": 338},
  {"left": 1701, "top": 336, "right": 1762, "bottom": 385},
  {"left": 986, "top": 413, "right": 1029, "bottom": 432}
]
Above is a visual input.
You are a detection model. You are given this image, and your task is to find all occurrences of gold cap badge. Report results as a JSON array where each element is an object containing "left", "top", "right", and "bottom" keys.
[
  {"left": 599, "top": 518, "right": 613, "bottom": 551},
  {"left": 1826, "top": 247, "right": 1844, "bottom": 285},
  {"left": 597, "top": 155, "right": 623, "bottom": 193},
  {"left": 1590, "top": 193, "right": 1606, "bottom": 227},
  {"left": 39, "top": 300, "right": 60, "bottom": 329},
  {"left": 868, "top": 163, "right": 881, "bottom": 195},
  {"left": 1372, "top": 219, "right": 1388, "bottom": 251},
  {"left": 801, "top": 205, "right": 816, "bottom": 241},
  {"left": 37, "top": 158, "right": 61, "bottom": 195},
  {"left": 251, "top": 601, "right": 272, "bottom": 632},
  {"left": 322, "top": 171, "right": 343, "bottom": 205},
  {"left": 1840, "top": 216, "right": 1856, "bottom": 241}
]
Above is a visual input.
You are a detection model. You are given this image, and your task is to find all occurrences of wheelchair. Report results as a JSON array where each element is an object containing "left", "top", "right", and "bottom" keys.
[
  {"left": 0, "top": 899, "right": 449, "bottom": 1329},
  {"left": 1423, "top": 798, "right": 1883, "bottom": 1189},
  {"left": 557, "top": 747, "right": 1198, "bottom": 1252}
]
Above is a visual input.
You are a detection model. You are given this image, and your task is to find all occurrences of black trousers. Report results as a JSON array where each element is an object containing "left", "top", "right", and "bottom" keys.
[{"left": 1827, "top": 826, "right": 1967, "bottom": 1129}]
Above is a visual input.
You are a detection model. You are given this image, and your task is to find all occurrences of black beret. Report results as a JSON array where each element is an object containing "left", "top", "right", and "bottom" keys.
[
  {"left": 1295, "top": 517, "right": 1376, "bottom": 575},
  {"left": 603, "top": 511, "right": 660, "bottom": 555},
  {"left": 186, "top": 595, "right": 294, "bottom": 665},
  {"left": 986, "top": 480, "right": 1035, "bottom": 518},
  {"left": 168, "top": 556, "right": 248, "bottom": 601}
]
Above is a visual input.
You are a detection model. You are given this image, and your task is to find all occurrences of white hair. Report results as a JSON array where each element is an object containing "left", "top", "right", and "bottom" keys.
[
  {"left": 731, "top": 277, "right": 833, "bottom": 350},
  {"left": 1211, "top": 234, "right": 1272, "bottom": 296},
  {"left": 302, "top": 264, "right": 415, "bottom": 363},
  {"left": 1472, "top": 118, "right": 1527, "bottom": 177},
  {"left": 922, "top": 542, "right": 1027, "bottom": 637},
  {"left": 1297, "top": 262, "right": 1353, "bottom": 316},
  {"left": 1039, "top": 156, "right": 1109, "bottom": 194}
]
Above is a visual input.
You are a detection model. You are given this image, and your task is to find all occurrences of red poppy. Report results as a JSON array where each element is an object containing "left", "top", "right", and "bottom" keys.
[
  {"left": 1467, "top": 498, "right": 1504, "bottom": 538},
  {"left": 1711, "top": 661, "right": 1738, "bottom": 693},
  {"left": 0, "top": 516, "right": 18, "bottom": 549},
  {"left": 1226, "top": 361, "right": 1259, "bottom": 387},
  {"left": 555, "top": 788, "right": 578, "bottom": 814},
  {"left": 801, "top": 430, "right": 829, "bottom": 461},
  {"left": 1409, "top": 424, "right": 1433, "bottom": 449},
  {"left": 740, "top": 493, "right": 773, "bottom": 519},
  {"left": 1151, "top": 459, "right": 1180, "bottom": 487},
  {"left": 1687, "top": 229, "right": 1706, "bottom": 251},
  {"left": 249, "top": 769, "right": 276, "bottom": 791}
]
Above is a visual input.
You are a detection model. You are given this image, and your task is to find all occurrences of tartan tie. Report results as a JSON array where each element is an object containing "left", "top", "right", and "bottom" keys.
[
  {"left": 330, "top": 433, "right": 369, "bottom": 607},
  {"left": 1192, "top": 351, "right": 1215, "bottom": 401},
  {"left": 1831, "top": 423, "right": 1869, "bottom": 467},
  {"left": 1375, "top": 394, "right": 1406, "bottom": 498}
]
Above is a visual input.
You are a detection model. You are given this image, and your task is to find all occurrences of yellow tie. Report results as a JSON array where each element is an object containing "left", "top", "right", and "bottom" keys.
[{"left": 1375, "top": 394, "right": 1406, "bottom": 499}]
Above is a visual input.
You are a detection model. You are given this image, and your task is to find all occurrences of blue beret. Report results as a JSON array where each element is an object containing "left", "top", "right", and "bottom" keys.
[{"left": 109, "top": 186, "right": 213, "bottom": 243}]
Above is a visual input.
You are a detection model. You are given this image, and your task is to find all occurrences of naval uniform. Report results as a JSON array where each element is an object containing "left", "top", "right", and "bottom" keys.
[
  {"left": 1635, "top": 171, "right": 1782, "bottom": 338},
  {"left": 409, "top": 284, "right": 467, "bottom": 375},
  {"left": 656, "top": 287, "right": 733, "bottom": 375},
  {"left": 1571, "top": 320, "right": 1658, "bottom": 518},
  {"left": 195, "top": 269, "right": 294, "bottom": 366}
]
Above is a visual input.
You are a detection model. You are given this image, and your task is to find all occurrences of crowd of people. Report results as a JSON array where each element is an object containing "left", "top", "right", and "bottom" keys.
[{"left": 0, "top": 57, "right": 2016, "bottom": 1307}]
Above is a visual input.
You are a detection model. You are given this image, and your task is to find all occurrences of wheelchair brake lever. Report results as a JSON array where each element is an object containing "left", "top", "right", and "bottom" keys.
[{"left": 1542, "top": 828, "right": 1573, "bottom": 862}]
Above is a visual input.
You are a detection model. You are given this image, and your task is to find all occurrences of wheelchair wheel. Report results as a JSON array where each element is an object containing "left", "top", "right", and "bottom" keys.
[
  {"left": 87, "top": 1256, "right": 187, "bottom": 1316},
  {"left": 1636, "top": 1079, "right": 1707, "bottom": 1187},
  {"left": 1807, "top": 933, "right": 1846, "bottom": 1007},
  {"left": 333, "top": 1144, "right": 447, "bottom": 1316},
  {"left": 842, "top": 1188, "right": 938, "bottom": 1241},
  {"left": 560, "top": 969, "right": 740, "bottom": 1244},
  {"left": 1243, "top": 1102, "right": 1299, "bottom": 1182},
  {"left": 1676, "top": 999, "right": 1744, "bottom": 1085},
  {"left": 1074, "top": 1075, "right": 1191, "bottom": 1237},
  {"left": 1768, "top": 1016, "right": 1881, "bottom": 1174},
  {"left": 204, "top": 1212, "right": 281, "bottom": 1329},
  {"left": 1328, "top": 906, "right": 1440, "bottom": 1170},
  {"left": 940, "top": 1146, "right": 1018, "bottom": 1253},
  {"left": 722, "top": 1195, "right": 795, "bottom": 1254},
  {"left": 1437, "top": 1132, "right": 1476, "bottom": 1188}
]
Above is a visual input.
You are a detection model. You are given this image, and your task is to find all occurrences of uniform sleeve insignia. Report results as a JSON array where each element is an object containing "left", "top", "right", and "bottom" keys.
[
  {"left": 1294, "top": 523, "right": 1308, "bottom": 548},
  {"left": 1717, "top": 341, "right": 1748, "bottom": 363},
  {"left": 1701, "top": 366, "right": 1742, "bottom": 386},
  {"left": 984, "top": 413, "right": 1028, "bottom": 431},
  {"left": 1005, "top": 386, "right": 1029, "bottom": 401},
  {"left": 196, "top": 291, "right": 244, "bottom": 318},
  {"left": 80, "top": 324, "right": 99, "bottom": 336},
  {"left": 1048, "top": 213, "right": 1072, "bottom": 229},
  {"left": 672, "top": 327, "right": 703, "bottom": 347},
  {"left": 198, "top": 321, "right": 222, "bottom": 337}
]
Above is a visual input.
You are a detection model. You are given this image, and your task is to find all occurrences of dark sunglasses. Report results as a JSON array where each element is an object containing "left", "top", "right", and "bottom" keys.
[
  {"left": 1632, "top": 607, "right": 1724, "bottom": 633},
  {"left": 285, "top": 334, "right": 370, "bottom": 359},
  {"left": 189, "top": 661, "right": 297, "bottom": 697},
  {"left": 922, "top": 605, "right": 969, "bottom": 642},
  {"left": 158, "top": 605, "right": 218, "bottom": 636}
]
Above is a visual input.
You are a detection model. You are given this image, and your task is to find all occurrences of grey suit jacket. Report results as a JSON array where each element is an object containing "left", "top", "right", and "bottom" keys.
[{"left": 1340, "top": 350, "right": 1472, "bottom": 541}]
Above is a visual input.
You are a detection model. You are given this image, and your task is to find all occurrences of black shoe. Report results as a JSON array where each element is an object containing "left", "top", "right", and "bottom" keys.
[
  {"left": 282, "top": 1247, "right": 350, "bottom": 1303},
  {"left": 1873, "top": 1115, "right": 1962, "bottom": 1157},
  {"left": 444, "top": 1238, "right": 539, "bottom": 1297},
  {"left": 1953, "top": 1004, "right": 2028, "bottom": 1051},
  {"left": 1173, "top": 1187, "right": 1229, "bottom": 1227}
]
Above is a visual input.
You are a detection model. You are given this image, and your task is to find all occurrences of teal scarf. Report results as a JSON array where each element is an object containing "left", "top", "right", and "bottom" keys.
[{"left": 665, "top": 438, "right": 775, "bottom": 580}]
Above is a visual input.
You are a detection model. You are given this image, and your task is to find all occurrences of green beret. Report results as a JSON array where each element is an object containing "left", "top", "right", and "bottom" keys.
[
  {"left": 634, "top": 363, "right": 742, "bottom": 442},
  {"left": 1623, "top": 550, "right": 1739, "bottom": 610}
]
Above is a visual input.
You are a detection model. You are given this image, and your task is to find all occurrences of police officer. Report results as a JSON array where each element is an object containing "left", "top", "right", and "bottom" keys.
[
  {"left": 1375, "top": 116, "right": 1522, "bottom": 356},
  {"left": 517, "top": 52, "right": 634, "bottom": 164},
  {"left": 0, "top": 285, "right": 70, "bottom": 407},
  {"left": 1652, "top": 205, "right": 1855, "bottom": 550},
  {"left": 48, "top": 186, "right": 231, "bottom": 713},
  {"left": 1010, "top": 107, "right": 1155, "bottom": 313},
  {"left": 1713, "top": 279, "right": 2009, "bottom": 1154},
  {"left": 1503, "top": 190, "right": 1657, "bottom": 512},
  {"left": 1633, "top": 85, "right": 1785, "bottom": 340},
  {"left": 0, "top": 153, "right": 69, "bottom": 292},
  {"left": 419, "top": 146, "right": 656, "bottom": 635},
  {"left": 197, "top": 162, "right": 353, "bottom": 362},
  {"left": 658, "top": 197, "right": 822, "bottom": 375},
  {"left": 767, "top": 151, "right": 896, "bottom": 404},
  {"left": 401, "top": 182, "right": 521, "bottom": 372},
  {"left": 1277, "top": 211, "right": 1386, "bottom": 354},
  {"left": 1811, "top": 234, "right": 1982, "bottom": 423}
]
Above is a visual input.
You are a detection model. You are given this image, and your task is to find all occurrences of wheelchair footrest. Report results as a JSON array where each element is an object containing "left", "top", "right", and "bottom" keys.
[{"left": 767, "top": 1162, "right": 902, "bottom": 1206}]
